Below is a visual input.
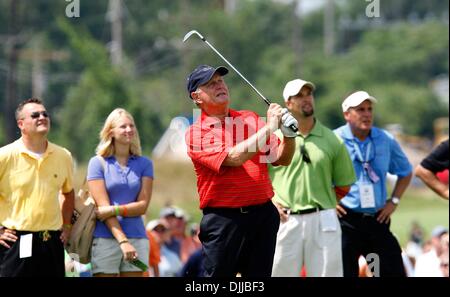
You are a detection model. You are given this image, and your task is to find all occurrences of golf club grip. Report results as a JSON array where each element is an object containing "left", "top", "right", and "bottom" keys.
[{"left": 289, "top": 124, "right": 298, "bottom": 132}]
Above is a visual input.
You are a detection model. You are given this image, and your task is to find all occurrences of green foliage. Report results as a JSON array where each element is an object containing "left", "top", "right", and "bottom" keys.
[
  {"left": 349, "top": 21, "right": 449, "bottom": 84},
  {"left": 343, "top": 0, "right": 448, "bottom": 21},
  {"left": 369, "top": 83, "right": 444, "bottom": 136},
  {"left": 55, "top": 18, "right": 162, "bottom": 161},
  {"left": 0, "top": 115, "right": 4, "bottom": 144},
  {"left": 0, "top": 0, "right": 448, "bottom": 153},
  {"left": 1, "top": 1, "right": 446, "bottom": 250},
  {"left": 313, "top": 20, "right": 448, "bottom": 135}
]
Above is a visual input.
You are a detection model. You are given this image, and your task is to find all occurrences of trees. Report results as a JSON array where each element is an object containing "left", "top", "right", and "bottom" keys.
[
  {"left": 56, "top": 18, "right": 164, "bottom": 161},
  {"left": 311, "top": 20, "right": 448, "bottom": 136},
  {"left": 0, "top": 0, "right": 447, "bottom": 159}
]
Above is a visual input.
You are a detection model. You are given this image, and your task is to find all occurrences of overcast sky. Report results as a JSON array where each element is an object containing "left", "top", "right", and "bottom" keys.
[{"left": 273, "top": 0, "right": 327, "bottom": 15}]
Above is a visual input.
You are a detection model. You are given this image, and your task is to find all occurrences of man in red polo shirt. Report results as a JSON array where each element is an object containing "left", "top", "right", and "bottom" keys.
[{"left": 185, "top": 64, "right": 297, "bottom": 277}]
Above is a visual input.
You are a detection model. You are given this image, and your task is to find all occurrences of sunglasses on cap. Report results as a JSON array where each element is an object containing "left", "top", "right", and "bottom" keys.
[
  {"left": 30, "top": 111, "right": 49, "bottom": 119},
  {"left": 300, "top": 144, "right": 311, "bottom": 164}
]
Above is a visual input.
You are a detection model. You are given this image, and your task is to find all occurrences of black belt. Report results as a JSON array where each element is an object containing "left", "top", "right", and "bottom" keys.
[
  {"left": 203, "top": 201, "right": 270, "bottom": 214},
  {"left": 10, "top": 230, "right": 61, "bottom": 241},
  {"left": 283, "top": 205, "right": 323, "bottom": 215},
  {"left": 339, "top": 204, "right": 378, "bottom": 218}
]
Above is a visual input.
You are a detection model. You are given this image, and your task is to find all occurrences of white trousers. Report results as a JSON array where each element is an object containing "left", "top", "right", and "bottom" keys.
[{"left": 271, "top": 209, "right": 343, "bottom": 277}]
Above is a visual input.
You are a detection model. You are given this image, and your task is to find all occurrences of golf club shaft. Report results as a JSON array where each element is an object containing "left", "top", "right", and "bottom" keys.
[
  {"left": 202, "top": 40, "right": 271, "bottom": 106},
  {"left": 186, "top": 30, "right": 297, "bottom": 133}
]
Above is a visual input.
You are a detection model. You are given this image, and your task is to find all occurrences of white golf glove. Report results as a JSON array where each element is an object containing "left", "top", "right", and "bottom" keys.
[{"left": 280, "top": 108, "right": 298, "bottom": 138}]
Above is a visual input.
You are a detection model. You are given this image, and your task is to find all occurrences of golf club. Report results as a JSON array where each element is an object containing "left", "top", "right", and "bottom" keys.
[{"left": 183, "top": 30, "right": 298, "bottom": 133}]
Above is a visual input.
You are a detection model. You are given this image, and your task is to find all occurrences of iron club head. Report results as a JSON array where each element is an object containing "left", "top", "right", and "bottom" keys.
[{"left": 183, "top": 30, "right": 205, "bottom": 43}]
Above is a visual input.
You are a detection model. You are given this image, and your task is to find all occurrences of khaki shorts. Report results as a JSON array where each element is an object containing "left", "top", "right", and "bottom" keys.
[
  {"left": 272, "top": 209, "right": 343, "bottom": 277},
  {"left": 91, "top": 237, "right": 149, "bottom": 275}
]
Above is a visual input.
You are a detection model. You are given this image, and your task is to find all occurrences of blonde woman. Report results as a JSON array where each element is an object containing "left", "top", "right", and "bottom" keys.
[{"left": 87, "top": 108, "right": 153, "bottom": 277}]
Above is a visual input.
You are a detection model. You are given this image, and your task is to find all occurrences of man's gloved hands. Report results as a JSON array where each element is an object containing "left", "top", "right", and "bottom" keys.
[{"left": 280, "top": 108, "right": 298, "bottom": 138}]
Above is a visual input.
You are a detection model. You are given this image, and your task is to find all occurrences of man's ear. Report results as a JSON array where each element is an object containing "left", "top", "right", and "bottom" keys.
[
  {"left": 285, "top": 99, "right": 292, "bottom": 110},
  {"left": 343, "top": 111, "right": 350, "bottom": 122},
  {"left": 191, "top": 91, "right": 202, "bottom": 105},
  {"left": 17, "top": 119, "right": 24, "bottom": 130}
]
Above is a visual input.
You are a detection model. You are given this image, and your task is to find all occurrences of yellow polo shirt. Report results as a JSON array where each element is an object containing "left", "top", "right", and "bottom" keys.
[{"left": 0, "top": 138, "right": 74, "bottom": 231}]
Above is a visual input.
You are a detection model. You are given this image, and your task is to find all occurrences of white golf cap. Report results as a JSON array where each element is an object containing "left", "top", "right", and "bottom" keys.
[
  {"left": 282, "top": 79, "right": 315, "bottom": 101},
  {"left": 146, "top": 219, "right": 169, "bottom": 231},
  {"left": 342, "top": 91, "right": 377, "bottom": 112}
]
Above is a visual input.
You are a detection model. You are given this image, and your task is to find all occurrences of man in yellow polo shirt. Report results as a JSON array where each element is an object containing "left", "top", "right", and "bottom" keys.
[{"left": 0, "top": 97, "right": 75, "bottom": 277}]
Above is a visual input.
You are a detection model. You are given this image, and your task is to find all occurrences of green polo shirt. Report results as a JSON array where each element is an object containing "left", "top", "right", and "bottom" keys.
[{"left": 269, "top": 120, "right": 355, "bottom": 211}]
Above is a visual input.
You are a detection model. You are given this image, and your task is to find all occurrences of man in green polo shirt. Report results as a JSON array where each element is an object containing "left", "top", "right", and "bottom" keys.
[{"left": 269, "top": 79, "right": 356, "bottom": 277}]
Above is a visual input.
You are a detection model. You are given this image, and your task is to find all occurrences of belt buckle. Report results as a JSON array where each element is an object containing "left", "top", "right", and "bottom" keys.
[
  {"left": 40, "top": 230, "right": 51, "bottom": 242},
  {"left": 240, "top": 207, "right": 249, "bottom": 214}
]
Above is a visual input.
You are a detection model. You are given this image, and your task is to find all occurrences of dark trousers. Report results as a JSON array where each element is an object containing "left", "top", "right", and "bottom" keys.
[
  {"left": 200, "top": 201, "right": 280, "bottom": 277},
  {"left": 0, "top": 230, "right": 65, "bottom": 277},
  {"left": 339, "top": 208, "right": 406, "bottom": 277}
]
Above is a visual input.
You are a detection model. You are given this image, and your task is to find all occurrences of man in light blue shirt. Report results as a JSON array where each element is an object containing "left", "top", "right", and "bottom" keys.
[{"left": 334, "top": 90, "right": 412, "bottom": 277}]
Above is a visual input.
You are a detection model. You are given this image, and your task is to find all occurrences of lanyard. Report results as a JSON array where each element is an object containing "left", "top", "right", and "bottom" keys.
[
  {"left": 352, "top": 139, "right": 379, "bottom": 183},
  {"left": 353, "top": 140, "right": 372, "bottom": 164}
]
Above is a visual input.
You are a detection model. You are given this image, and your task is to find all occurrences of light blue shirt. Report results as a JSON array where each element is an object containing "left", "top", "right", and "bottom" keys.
[
  {"left": 87, "top": 155, "right": 154, "bottom": 238},
  {"left": 334, "top": 124, "right": 412, "bottom": 213}
]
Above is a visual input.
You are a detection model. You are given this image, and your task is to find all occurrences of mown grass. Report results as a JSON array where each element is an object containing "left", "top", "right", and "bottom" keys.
[
  {"left": 391, "top": 188, "right": 449, "bottom": 246},
  {"left": 75, "top": 160, "right": 448, "bottom": 247}
]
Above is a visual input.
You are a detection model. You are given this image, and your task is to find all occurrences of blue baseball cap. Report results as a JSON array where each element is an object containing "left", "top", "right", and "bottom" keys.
[{"left": 186, "top": 65, "right": 229, "bottom": 98}]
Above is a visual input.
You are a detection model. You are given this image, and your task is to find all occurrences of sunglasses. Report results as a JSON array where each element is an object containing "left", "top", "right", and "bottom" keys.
[
  {"left": 300, "top": 144, "right": 311, "bottom": 164},
  {"left": 30, "top": 111, "right": 49, "bottom": 119},
  {"left": 154, "top": 226, "right": 168, "bottom": 233}
]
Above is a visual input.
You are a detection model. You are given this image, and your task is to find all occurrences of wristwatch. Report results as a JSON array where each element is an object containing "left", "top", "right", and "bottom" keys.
[{"left": 389, "top": 197, "right": 400, "bottom": 205}]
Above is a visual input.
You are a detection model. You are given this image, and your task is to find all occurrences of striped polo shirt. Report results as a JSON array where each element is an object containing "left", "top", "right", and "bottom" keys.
[{"left": 185, "top": 109, "right": 279, "bottom": 209}]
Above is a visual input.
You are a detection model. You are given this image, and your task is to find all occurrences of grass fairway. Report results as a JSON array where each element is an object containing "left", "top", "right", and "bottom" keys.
[
  {"left": 75, "top": 159, "right": 448, "bottom": 247},
  {"left": 149, "top": 160, "right": 449, "bottom": 247},
  {"left": 391, "top": 188, "right": 449, "bottom": 246}
]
